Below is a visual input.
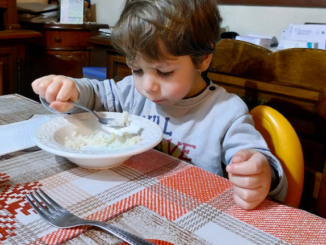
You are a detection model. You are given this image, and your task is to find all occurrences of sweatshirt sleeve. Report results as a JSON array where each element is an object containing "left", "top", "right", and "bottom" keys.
[{"left": 221, "top": 114, "right": 288, "bottom": 203}]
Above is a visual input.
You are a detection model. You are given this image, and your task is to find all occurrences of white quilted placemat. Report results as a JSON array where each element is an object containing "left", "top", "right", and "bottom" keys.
[{"left": 0, "top": 115, "right": 59, "bottom": 155}]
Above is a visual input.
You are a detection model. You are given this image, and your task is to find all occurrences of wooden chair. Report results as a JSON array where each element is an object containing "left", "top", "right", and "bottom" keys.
[
  {"left": 208, "top": 39, "right": 326, "bottom": 217},
  {"left": 250, "top": 105, "right": 304, "bottom": 207}
]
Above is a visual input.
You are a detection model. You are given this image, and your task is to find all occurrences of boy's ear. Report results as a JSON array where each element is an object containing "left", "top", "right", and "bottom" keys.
[{"left": 199, "top": 53, "right": 213, "bottom": 72}]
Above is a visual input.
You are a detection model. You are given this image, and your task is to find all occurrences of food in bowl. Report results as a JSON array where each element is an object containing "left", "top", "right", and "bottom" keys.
[
  {"left": 64, "top": 130, "right": 141, "bottom": 149},
  {"left": 64, "top": 111, "right": 142, "bottom": 150}
]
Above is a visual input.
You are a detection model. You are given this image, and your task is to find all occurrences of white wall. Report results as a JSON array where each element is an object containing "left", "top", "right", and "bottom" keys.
[
  {"left": 19, "top": 0, "right": 326, "bottom": 41},
  {"left": 220, "top": 5, "right": 326, "bottom": 37},
  {"left": 90, "top": 0, "right": 124, "bottom": 26}
]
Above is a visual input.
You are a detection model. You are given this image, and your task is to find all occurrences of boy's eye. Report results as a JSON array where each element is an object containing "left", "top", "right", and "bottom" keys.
[
  {"left": 132, "top": 69, "right": 174, "bottom": 78},
  {"left": 157, "top": 70, "right": 174, "bottom": 78},
  {"left": 132, "top": 69, "right": 143, "bottom": 75}
]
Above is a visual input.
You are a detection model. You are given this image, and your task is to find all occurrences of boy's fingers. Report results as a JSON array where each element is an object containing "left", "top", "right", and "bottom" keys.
[
  {"left": 31, "top": 78, "right": 41, "bottom": 94},
  {"left": 49, "top": 101, "right": 74, "bottom": 113},
  {"left": 233, "top": 192, "right": 263, "bottom": 210},
  {"left": 227, "top": 159, "right": 265, "bottom": 175},
  {"left": 32, "top": 75, "right": 52, "bottom": 94},
  {"left": 229, "top": 173, "right": 261, "bottom": 189},
  {"left": 56, "top": 80, "right": 79, "bottom": 102},
  {"left": 45, "top": 80, "right": 63, "bottom": 103},
  {"left": 227, "top": 152, "right": 268, "bottom": 175},
  {"left": 36, "top": 79, "right": 54, "bottom": 99},
  {"left": 233, "top": 185, "right": 265, "bottom": 202},
  {"left": 32, "top": 75, "right": 56, "bottom": 95},
  {"left": 232, "top": 149, "right": 255, "bottom": 163}
]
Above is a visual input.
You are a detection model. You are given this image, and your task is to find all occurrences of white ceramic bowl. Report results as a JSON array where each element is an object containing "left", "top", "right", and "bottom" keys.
[{"left": 34, "top": 112, "right": 163, "bottom": 169}]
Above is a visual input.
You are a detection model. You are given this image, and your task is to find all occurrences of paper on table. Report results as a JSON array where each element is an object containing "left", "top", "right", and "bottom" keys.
[
  {"left": 287, "top": 23, "right": 326, "bottom": 50},
  {"left": 277, "top": 29, "right": 291, "bottom": 50},
  {"left": 248, "top": 34, "right": 278, "bottom": 47},
  {"left": 99, "top": 28, "right": 111, "bottom": 34},
  {"left": 17, "top": 2, "right": 58, "bottom": 13},
  {"left": 60, "top": 0, "right": 84, "bottom": 24},
  {"left": 99, "top": 28, "right": 111, "bottom": 36},
  {"left": 0, "top": 115, "right": 59, "bottom": 156}
]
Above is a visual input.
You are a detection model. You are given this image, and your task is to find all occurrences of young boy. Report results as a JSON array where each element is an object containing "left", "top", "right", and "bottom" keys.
[{"left": 32, "top": 0, "right": 287, "bottom": 210}]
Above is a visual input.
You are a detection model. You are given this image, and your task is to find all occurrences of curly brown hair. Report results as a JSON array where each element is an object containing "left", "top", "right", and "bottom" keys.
[{"left": 111, "top": 0, "right": 222, "bottom": 68}]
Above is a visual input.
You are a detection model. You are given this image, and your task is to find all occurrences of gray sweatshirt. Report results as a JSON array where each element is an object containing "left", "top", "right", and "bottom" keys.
[{"left": 41, "top": 75, "right": 287, "bottom": 202}]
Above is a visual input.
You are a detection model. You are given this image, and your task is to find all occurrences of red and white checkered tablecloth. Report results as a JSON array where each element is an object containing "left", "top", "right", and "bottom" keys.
[
  {"left": 1, "top": 94, "right": 326, "bottom": 245},
  {"left": 1, "top": 149, "right": 326, "bottom": 245}
]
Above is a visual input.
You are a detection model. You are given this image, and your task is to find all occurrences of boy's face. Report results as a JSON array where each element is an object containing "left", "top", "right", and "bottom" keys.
[{"left": 127, "top": 54, "right": 207, "bottom": 106}]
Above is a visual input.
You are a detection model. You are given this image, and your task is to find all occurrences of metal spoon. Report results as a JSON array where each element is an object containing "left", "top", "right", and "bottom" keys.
[{"left": 68, "top": 100, "right": 123, "bottom": 127}]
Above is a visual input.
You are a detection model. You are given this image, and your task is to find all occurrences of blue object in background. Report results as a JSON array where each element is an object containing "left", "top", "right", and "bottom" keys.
[{"left": 83, "top": 67, "right": 107, "bottom": 80}]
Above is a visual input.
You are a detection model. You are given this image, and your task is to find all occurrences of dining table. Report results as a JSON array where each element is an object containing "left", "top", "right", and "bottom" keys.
[{"left": 1, "top": 93, "right": 326, "bottom": 245}]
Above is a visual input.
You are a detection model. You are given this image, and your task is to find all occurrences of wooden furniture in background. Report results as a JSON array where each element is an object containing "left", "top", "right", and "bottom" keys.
[
  {"left": 88, "top": 34, "right": 130, "bottom": 81},
  {"left": 209, "top": 39, "right": 326, "bottom": 217},
  {"left": 0, "top": 31, "right": 42, "bottom": 95},
  {"left": 19, "top": 22, "right": 108, "bottom": 100},
  {"left": 0, "top": 1, "right": 42, "bottom": 96},
  {"left": 0, "top": 61, "right": 3, "bottom": 94},
  {"left": 0, "top": 0, "right": 20, "bottom": 30},
  {"left": 108, "top": 55, "right": 130, "bottom": 81}
]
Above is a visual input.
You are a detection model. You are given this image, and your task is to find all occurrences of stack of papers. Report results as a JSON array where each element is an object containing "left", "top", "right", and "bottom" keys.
[
  {"left": 17, "top": 3, "right": 58, "bottom": 23},
  {"left": 99, "top": 28, "right": 112, "bottom": 36},
  {"left": 278, "top": 23, "right": 326, "bottom": 50},
  {"left": 60, "top": 0, "right": 84, "bottom": 24},
  {"left": 235, "top": 34, "right": 278, "bottom": 49},
  {"left": 17, "top": 3, "right": 58, "bottom": 14}
]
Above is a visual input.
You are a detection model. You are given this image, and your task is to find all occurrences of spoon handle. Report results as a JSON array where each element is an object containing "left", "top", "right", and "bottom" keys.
[{"left": 68, "top": 100, "right": 101, "bottom": 121}]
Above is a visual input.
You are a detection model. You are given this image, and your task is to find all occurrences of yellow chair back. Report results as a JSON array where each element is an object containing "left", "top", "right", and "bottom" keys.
[{"left": 250, "top": 105, "right": 304, "bottom": 207}]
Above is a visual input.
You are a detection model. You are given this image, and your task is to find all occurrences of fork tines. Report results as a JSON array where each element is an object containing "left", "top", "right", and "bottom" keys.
[
  {"left": 26, "top": 188, "right": 155, "bottom": 245},
  {"left": 25, "top": 188, "right": 64, "bottom": 219}
]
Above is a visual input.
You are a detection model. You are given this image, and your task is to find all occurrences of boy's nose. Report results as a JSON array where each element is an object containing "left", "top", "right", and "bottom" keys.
[{"left": 143, "top": 75, "right": 159, "bottom": 93}]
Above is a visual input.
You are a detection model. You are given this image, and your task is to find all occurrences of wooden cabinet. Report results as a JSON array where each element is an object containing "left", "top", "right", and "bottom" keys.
[
  {"left": 0, "top": 33, "right": 42, "bottom": 96},
  {"left": 20, "top": 23, "right": 108, "bottom": 100},
  {"left": 0, "top": 1, "right": 42, "bottom": 96},
  {"left": 42, "top": 29, "right": 91, "bottom": 49},
  {"left": 0, "top": 43, "right": 18, "bottom": 94},
  {"left": 0, "top": 0, "right": 21, "bottom": 31},
  {"left": 0, "top": 61, "right": 3, "bottom": 94}
]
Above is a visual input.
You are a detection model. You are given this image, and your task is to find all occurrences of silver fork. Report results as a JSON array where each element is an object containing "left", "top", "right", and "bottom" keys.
[
  {"left": 68, "top": 100, "right": 123, "bottom": 127},
  {"left": 25, "top": 188, "right": 154, "bottom": 245}
]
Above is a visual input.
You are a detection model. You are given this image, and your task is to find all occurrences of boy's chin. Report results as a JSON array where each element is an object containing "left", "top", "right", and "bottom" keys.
[{"left": 151, "top": 99, "right": 175, "bottom": 106}]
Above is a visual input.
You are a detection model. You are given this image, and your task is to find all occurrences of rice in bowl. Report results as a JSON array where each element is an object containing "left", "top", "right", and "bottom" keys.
[
  {"left": 65, "top": 130, "right": 141, "bottom": 150},
  {"left": 64, "top": 111, "right": 142, "bottom": 150}
]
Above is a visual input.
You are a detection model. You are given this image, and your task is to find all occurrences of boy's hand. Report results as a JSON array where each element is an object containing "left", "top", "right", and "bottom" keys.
[
  {"left": 32, "top": 75, "right": 79, "bottom": 113},
  {"left": 226, "top": 149, "right": 272, "bottom": 210}
]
